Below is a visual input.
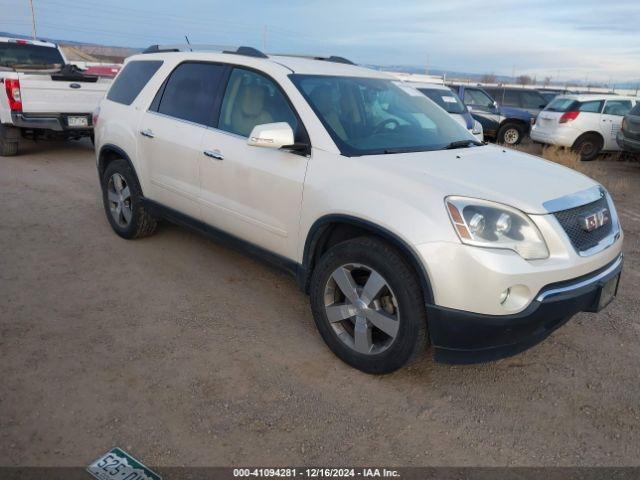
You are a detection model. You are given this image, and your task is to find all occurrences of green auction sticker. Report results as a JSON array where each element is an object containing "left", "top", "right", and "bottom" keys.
[{"left": 87, "top": 447, "right": 162, "bottom": 480}]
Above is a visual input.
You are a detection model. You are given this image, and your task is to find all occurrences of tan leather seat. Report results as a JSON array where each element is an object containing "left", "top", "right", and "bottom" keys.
[
  {"left": 310, "top": 86, "right": 347, "bottom": 140},
  {"left": 230, "top": 84, "right": 273, "bottom": 137}
]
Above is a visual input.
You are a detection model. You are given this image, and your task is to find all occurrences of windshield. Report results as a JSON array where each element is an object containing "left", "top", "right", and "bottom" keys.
[
  {"left": 0, "top": 42, "right": 64, "bottom": 68},
  {"left": 291, "top": 75, "right": 475, "bottom": 156},
  {"left": 418, "top": 88, "right": 466, "bottom": 114}
]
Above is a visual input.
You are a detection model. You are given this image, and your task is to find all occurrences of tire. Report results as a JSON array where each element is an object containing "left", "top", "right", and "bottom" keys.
[
  {"left": 101, "top": 159, "right": 157, "bottom": 239},
  {"left": 572, "top": 133, "right": 603, "bottom": 161},
  {"left": 309, "top": 236, "right": 428, "bottom": 374},
  {"left": 497, "top": 122, "right": 524, "bottom": 145},
  {"left": 0, "top": 125, "right": 19, "bottom": 156}
]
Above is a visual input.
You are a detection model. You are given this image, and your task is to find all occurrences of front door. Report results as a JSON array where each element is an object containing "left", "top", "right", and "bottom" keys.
[
  {"left": 199, "top": 67, "right": 309, "bottom": 259},
  {"left": 462, "top": 87, "right": 501, "bottom": 136}
]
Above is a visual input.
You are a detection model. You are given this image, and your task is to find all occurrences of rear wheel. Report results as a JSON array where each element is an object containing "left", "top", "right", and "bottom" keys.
[
  {"left": 309, "top": 237, "right": 427, "bottom": 374},
  {"left": 101, "top": 159, "right": 157, "bottom": 239},
  {"left": 572, "top": 133, "right": 603, "bottom": 161},
  {"left": 497, "top": 122, "right": 524, "bottom": 145},
  {"left": 0, "top": 125, "right": 19, "bottom": 156}
]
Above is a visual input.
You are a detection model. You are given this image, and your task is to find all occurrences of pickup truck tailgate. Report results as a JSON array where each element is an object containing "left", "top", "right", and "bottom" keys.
[{"left": 18, "top": 73, "right": 110, "bottom": 114}]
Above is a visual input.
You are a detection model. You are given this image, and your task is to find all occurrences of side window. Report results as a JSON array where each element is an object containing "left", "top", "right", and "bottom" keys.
[
  {"left": 520, "top": 91, "right": 547, "bottom": 109},
  {"left": 219, "top": 68, "right": 299, "bottom": 138},
  {"left": 156, "top": 62, "right": 226, "bottom": 125},
  {"left": 603, "top": 100, "right": 633, "bottom": 116},
  {"left": 464, "top": 89, "right": 494, "bottom": 108},
  {"left": 630, "top": 103, "right": 640, "bottom": 115},
  {"left": 578, "top": 101, "right": 604, "bottom": 113},
  {"left": 502, "top": 90, "right": 520, "bottom": 106},
  {"left": 107, "top": 60, "right": 163, "bottom": 105}
]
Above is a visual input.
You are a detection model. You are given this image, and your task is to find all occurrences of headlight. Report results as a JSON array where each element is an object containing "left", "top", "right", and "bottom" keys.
[
  {"left": 471, "top": 120, "right": 483, "bottom": 135},
  {"left": 445, "top": 196, "right": 549, "bottom": 260}
]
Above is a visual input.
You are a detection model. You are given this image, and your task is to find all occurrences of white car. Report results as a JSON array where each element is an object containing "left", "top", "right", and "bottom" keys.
[
  {"left": 398, "top": 81, "right": 483, "bottom": 141},
  {"left": 0, "top": 36, "right": 111, "bottom": 156},
  {"left": 531, "top": 94, "right": 638, "bottom": 161},
  {"left": 95, "top": 45, "right": 623, "bottom": 373}
]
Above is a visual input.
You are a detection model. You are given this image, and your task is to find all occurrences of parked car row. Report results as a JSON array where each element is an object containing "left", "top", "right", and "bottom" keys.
[
  {"left": 90, "top": 44, "right": 623, "bottom": 373},
  {"left": 532, "top": 94, "right": 638, "bottom": 160}
]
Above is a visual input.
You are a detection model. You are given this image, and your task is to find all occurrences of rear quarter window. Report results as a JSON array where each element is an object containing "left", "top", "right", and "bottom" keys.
[
  {"left": 106, "top": 60, "right": 163, "bottom": 105},
  {"left": 577, "top": 100, "right": 603, "bottom": 113}
]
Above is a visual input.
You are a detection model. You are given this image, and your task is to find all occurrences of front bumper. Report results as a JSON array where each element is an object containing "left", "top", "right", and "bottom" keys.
[
  {"left": 10, "top": 112, "right": 93, "bottom": 132},
  {"left": 428, "top": 253, "right": 623, "bottom": 364},
  {"left": 616, "top": 131, "right": 640, "bottom": 152}
]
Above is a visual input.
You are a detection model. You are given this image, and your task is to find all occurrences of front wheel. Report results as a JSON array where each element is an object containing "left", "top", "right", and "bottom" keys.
[
  {"left": 309, "top": 237, "right": 427, "bottom": 374},
  {"left": 497, "top": 123, "right": 524, "bottom": 145}
]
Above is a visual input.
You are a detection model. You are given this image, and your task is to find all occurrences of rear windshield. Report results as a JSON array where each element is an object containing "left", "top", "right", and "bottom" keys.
[
  {"left": 0, "top": 42, "right": 64, "bottom": 68},
  {"left": 544, "top": 98, "right": 603, "bottom": 114},
  {"left": 544, "top": 98, "right": 575, "bottom": 112},
  {"left": 107, "top": 60, "right": 163, "bottom": 105},
  {"left": 418, "top": 88, "right": 466, "bottom": 114}
]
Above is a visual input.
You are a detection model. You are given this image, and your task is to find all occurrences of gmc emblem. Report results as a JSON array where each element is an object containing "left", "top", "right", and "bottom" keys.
[{"left": 579, "top": 208, "right": 610, "bottom": 232}]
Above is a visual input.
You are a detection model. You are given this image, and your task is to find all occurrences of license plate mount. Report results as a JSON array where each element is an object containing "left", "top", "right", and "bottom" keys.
[
  {"left": 68, "top": 115, "right": 89, "bottom": 127},
  {"left": 596, "top": 273, "right": 620, "bottom": 311}
]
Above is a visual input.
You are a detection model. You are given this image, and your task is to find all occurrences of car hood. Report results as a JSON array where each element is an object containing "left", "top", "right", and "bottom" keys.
[{"left": 357, "top": 145, "right": 597, "bottom": 214}]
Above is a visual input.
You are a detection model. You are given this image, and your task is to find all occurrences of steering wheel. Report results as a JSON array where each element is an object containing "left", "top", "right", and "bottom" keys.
[{"left": 373, "top": 118, "right": 400, "bottom": 133}]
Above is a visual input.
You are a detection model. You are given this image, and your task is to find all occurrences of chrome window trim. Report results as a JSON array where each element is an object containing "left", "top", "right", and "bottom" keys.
[
  {"left": 146, "top": 110, "right": 246, "bottom": 140},
  {"left": 536, "top": 253, "right": 623, "bottom": 302}
]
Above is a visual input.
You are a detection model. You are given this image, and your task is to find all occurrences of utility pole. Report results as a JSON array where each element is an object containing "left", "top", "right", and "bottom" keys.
[
  {"left": 262, "top": 25, "right": 268, "bottom": 51},
  {"left": 29, "top": 0, "right": 37, "bottom": 39}
]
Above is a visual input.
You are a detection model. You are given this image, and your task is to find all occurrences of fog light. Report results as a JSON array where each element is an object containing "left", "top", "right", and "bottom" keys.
[{"left": 499, "top": 288, "right": 511, "bottom": 305}]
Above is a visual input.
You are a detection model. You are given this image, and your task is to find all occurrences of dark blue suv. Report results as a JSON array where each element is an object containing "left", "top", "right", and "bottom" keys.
[{"left": 448, "top": 84, "right": 534, "bottom": 145}]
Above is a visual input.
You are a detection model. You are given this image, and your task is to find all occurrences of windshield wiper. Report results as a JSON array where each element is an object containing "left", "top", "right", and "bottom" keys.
[{"left": 442, "top": 139, "right": 484, "bottom": 150}]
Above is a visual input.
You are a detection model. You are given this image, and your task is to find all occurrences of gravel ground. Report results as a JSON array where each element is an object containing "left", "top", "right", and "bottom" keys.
[{"left": 1, "top": 139, "right": 639, "bottom": 467}]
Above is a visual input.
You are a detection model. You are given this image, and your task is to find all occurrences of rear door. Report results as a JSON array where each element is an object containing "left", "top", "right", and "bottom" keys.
[
  {"left": 600, "top": 99, "right": 634, "bottom": 150},
  {"left": 199, "top": 67, "right": 309, "bottom": 258},
  {"left": 518, "top": 90, "right": 547, "bottom": 116},
  {"left": 138, "top": 62, "right": 227, "bottom": 219}
]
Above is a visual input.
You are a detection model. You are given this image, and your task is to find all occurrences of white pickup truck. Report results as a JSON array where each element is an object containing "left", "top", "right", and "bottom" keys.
[{"left": 0, "top": 36, "right": 111, "bottom": 156}]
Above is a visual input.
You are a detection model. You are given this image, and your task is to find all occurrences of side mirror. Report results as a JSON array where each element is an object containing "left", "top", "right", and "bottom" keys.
[
  {"left": 247, "top": 122, "right": 295, "bottom": 149},
  {"left": 467, "top": 106, "right": 473, "bottom": 111},
  {"left": 492, "top": 101, "right": 499, "bottom": 109}
]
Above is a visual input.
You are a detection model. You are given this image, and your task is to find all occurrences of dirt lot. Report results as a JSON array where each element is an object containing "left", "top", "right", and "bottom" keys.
[{"left": 1, "top": 139, "right": 639, "bottom": 467}]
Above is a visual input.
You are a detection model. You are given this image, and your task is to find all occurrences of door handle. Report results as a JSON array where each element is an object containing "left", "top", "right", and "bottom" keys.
[
  {"left": 140, "top": 129, "right": 155, "bottom": 138},
  {"left": 204, "top": 149, "right": 224, "bottom": 160}
]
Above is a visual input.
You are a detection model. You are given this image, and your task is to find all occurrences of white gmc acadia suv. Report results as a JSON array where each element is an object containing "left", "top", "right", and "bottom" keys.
[{"left": 94, "top": 45, "right": 623, "bottom": 373}]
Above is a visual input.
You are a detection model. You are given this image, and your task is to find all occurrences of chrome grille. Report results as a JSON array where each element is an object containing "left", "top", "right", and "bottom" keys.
[{"left": 554, "top": 196, "right": 612, "bottom": 252}]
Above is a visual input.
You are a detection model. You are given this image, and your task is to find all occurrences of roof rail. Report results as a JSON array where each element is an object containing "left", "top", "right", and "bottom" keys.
[
  {"left": 141, "top": 44, "right": 268, "bottom": 59},
  {"left": 271, "top": 54, "right": 355, "bottom": 65}
]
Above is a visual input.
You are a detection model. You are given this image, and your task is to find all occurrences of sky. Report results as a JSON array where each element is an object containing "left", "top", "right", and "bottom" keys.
[{"left": 3, "top": 0, "right": 640, "bottom": 84}]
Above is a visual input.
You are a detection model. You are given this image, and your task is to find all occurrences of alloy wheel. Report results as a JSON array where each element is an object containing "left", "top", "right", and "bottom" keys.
[
  {"left": 323, "top": 263, "right": 400, "bottom": 355},
  {"left": 107, "top": 173, "right": 132, "bottom": 227}
]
